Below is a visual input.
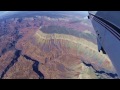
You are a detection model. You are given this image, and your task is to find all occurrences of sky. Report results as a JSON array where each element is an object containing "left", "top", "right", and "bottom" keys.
[
  {"left": 0, "top": 11, "right": 18, "bottom": 17},
  {"left": 76, "top": 11, "right": 88, "bottom": 15},
  {"left": 0, "top": 11, "right": 88, "bottom": 16}
]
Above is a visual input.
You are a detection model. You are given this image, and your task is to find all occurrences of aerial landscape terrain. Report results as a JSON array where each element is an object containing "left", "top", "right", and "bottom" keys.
[{"left": 0, "top": 11, "right": 118, "bottom": 79}]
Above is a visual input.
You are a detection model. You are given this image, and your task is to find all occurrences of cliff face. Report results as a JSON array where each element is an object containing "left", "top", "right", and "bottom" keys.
[{"left": 0, "top": 14, "right": 118, "bottom": 79}]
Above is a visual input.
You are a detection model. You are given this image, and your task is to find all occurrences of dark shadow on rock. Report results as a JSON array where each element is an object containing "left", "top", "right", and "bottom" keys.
[
  {"left": 0, "top": 50, "right": 21, "bottom": 79},
  {"left": 23, "top": 55, "right": 44, "bottom": 79},
  {"left": 82, "top": 61, "right": 118, "bottom": 79}
]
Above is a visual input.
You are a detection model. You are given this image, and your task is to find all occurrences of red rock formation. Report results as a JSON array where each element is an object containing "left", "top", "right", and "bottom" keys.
[{"left": 0, "top": 15, "right": 118, "bottom": 79}]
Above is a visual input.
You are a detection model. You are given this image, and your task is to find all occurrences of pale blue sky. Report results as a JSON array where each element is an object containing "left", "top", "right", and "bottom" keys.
[{"left": 0, "top": 11, "right": 88, "bottom": 17}]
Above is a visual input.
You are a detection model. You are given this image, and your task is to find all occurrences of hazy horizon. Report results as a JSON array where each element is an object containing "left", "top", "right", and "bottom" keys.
[{"left": 0, "top": 11, "right": 88, "bottom": 17}]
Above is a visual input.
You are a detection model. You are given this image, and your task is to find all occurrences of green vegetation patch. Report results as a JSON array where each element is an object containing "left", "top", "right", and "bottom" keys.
[{"left": 41, "top": 25, "right": 96, "bottom": 44}]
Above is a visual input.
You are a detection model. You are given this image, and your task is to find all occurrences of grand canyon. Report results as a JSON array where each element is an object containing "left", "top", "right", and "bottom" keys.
[{"left": 0, "top": 11, "right": 118, "bottom": 79}]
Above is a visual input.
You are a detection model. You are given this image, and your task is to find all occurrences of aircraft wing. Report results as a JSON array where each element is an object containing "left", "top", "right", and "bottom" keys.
[{"left": 88, "top": 11, "right": 120, "bottom": 77}]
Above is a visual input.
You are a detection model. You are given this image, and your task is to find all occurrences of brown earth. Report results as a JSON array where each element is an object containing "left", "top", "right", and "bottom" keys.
[{"left": 0, "top": 16, "right": 118, "bottom": 79}]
